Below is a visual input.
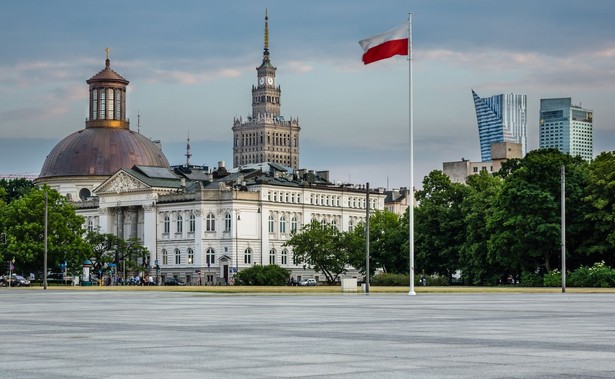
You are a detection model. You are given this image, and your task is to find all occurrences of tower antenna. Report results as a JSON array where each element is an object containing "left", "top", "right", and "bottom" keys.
[
  {"left": 137, "top": 111, "right": 141, "bottom": 134},
  {"left": 185, "top": 131, "right": 192, "bottom": 166}
]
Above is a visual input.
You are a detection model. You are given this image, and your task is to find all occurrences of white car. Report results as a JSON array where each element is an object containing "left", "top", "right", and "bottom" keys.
[{"left": 299, "top": 278, "right": 317, "bottom": 286}]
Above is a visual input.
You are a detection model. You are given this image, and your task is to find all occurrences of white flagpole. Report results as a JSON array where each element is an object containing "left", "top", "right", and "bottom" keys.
[{"left": 408, "top": 13, "right": 416, "bottom": 296}]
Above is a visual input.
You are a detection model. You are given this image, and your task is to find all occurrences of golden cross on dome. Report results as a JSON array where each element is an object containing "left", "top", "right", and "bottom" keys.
[{"left": 105, "top": 47, "right": 110, "bottom": 60}]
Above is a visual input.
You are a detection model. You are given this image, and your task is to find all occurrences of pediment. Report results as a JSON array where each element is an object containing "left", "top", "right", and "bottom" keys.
[{"left": 94, "top": 170, "right": 151, "bottom": 195}]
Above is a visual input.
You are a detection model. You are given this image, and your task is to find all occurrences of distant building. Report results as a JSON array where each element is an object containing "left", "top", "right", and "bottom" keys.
[
  {"left": 539, "top": 98, "right": 593, "bottom": 160},
  {"left": 384, "top": 187, "right": 412, "bottom": 214},
  {"left": 232, "top": 11, "right": 301, "bottom": 169},
  {"left": 472, "top": 90, "right": 527, "bottom": 161},
  {"left": 443, "top": 142, "right": 522, "bottom": 184}
]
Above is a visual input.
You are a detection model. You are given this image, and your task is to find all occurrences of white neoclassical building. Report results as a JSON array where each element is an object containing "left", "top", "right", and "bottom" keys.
[{"left": 75, "top": 162, "right": 384, "bottom": 284}]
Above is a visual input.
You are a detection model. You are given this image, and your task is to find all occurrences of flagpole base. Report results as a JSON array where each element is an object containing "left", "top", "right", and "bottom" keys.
[{"left": 408, "top": 290, "right": 416, "bottom": 296}]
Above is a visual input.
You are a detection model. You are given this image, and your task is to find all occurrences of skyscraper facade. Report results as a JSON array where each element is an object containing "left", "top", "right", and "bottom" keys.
[
  {"left": 539, "top": 98, "right": 593, "bottom": 160},
  {"left": 472, "top": 90, "right": 527, "bottom": 161}
]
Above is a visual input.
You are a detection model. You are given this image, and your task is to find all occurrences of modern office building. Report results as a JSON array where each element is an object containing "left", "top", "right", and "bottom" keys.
[
  {"left": 232, "top": 11, "right": 301, "bottom": 170},
  {"left": 472, "top": 90, "right": 527, "bottom": 161},
  {"left": 539, "top": 98, "right": 593, "bottom": 160}
]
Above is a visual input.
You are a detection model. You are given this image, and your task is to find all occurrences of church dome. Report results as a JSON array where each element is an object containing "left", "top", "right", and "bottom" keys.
[
  {"left": 38, "top": 51, "right": 170, "bottom": 179},
  {"left": 39, "top": 128, "right": 169, "bottom": 178}
]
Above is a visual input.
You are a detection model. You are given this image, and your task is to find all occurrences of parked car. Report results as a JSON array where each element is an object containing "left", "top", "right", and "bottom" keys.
[
  {"left": 298, "top": 278, "right": 317, "bottom": 286},
  {"left": 164, "top": 278, "right": 186, "bottom": 286},
  {"left": 0, "top": 274, "right": 31, "bottom": 287}
]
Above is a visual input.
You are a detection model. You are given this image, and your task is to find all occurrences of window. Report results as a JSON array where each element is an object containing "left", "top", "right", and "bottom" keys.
[
  {"left": 279, "top": 216, "right": 287, "bottom": 234},
  {"left": 291, "top": 216, "right": 298, "bottom": 233},
  {"left": 331, "top": 219, "right": 338, "bottom": 231},
  {"left": 189, "top": 213, "right": 196, "bottom": 233},
  {"left": 187, "top": 248, "right": 194, "bottom": 264},
  {"left": 281, "top": 249, "right": 288, "bottom": 265},
  {"left": 206, "top": 213, "right": 216, "bottom": 232},
  {"left": 244, "top": 248, "right": 252, "bottom": 264},
  {"left": 162, "top": 249, "right": 168, "bottom": 265},
  {"left": 175, "top": 248, "right": 181, "bottom": 264},
  {"left": 176, "top": 214, "right": 183, "bottom": 234},
  {"left": 206, "top": 248, "right": 215, "bottom": 266},
  {"left": 268, "top": 215, "right": 275, "bottom": 233},
  {"left": 87, "top": 218, "right": 94, "bottom": 232},
  {"left": 163, "top": 215, "right": 170, "bottom": 234},
  {"left": 225, "top": 212, "right": 232, "bottom": 232},
  {"left": 349, "top": 219, "right": 354, "bottom": 232},
  {"left": 269, "top": 249, "right": 276, "bottom": 265}
]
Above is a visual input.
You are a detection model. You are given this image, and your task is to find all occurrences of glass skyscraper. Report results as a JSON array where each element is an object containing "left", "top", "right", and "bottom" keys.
[
  {"left": 472, "top": 90, "right": 527, "bottom": 161},
  {"left": 539, "top": 98, "right": 593, "bottom": 161}
]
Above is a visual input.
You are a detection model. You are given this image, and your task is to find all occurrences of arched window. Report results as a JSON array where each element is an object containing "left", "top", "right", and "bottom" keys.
[
  {"left": 176, "top": 214, "right": 183, "bottom": 234},
  {"left": 87, "top": 218, "right": 94, "bottom": 232},
  {"left": 189, "top": 213, "right": 196, "bottom": 233},
  {"left": 331, "top": 219, "right": 338, "bottom": 232},
  {"left": 162, "top": 249, "right": 168, "bottom": 265},
  {"left": 244, "top": 248, "right": 252, "bottom": 264},
  {"left": 291, "top": 216, "right": 298, "bottom": 233},
  {"left": 187, "top": 248, "right": 194, "bottom": 264},
  {"left": 225, "top": 212, "right": 232, "bottom": 232},
  {"left": 269, "top": 249, "right": 276, "bottom": 265},
  {"left": 163, "top": 215, "right": 170, "bottom": 234},
  {"left": 175, "top": 248, "right": 181, "bottom": 265},
  {"left": 268, "top": 215, "right": 275, "bottom": 233},
  {"left": 206, "top": 213, "right": 216, "bottom": 232},
  {"left": 349, "top": 219, "right": 354, "bottom": 232},
  {"left": 206, "top": 248, "right": 215, "bottom": 266},
  {"left": 279, "top": 216, "right": 287, "bottom": 234},
  {"left": 281, "top": 249, "right": 288, "bottom": 265}
]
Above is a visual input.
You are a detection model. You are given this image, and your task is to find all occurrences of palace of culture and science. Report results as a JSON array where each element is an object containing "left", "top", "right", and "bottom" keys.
[{"left": 34, "top": 13, "right": 402, "bottom": 285}]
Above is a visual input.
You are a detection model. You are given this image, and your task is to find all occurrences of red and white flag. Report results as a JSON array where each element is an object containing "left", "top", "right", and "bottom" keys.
[{"left": 359, "top": 22, "right": 409, "bottom": 65}]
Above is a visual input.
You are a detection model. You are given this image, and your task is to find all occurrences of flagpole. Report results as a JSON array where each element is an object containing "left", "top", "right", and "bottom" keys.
[{"left": 408, "top": 13, "right": 416, "bottom": 296}]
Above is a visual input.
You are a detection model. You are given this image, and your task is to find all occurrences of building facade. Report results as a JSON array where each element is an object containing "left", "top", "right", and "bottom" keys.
[
  {"left": 77, "top": 163, "right": 384, "bottom": 284},
  {"left": 472, "top": 90, "right": 527, "bottom": 161},
  {"left": 539, "top": 98, "right": 593, "bottom": 160},
  {"left": 443, "top": 142, "right": 522, "bottom": 183},
  {"left": 232, "top": 11, "right": 301, "bottom": 169}
]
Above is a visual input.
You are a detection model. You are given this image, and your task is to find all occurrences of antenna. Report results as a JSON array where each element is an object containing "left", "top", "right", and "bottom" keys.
[
  {"left": 185, "top": 132, "right": 192, "bottom": 166},
  {"left": 137, "top": 112, "right": 141, "bottom": 134}
]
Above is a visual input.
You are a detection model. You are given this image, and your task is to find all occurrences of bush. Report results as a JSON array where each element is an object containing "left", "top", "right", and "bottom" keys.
[
  {"left": 543, "top": 269, "right": 561, "bottom": 287},
  {"left": 234, "top": 265, "right": 290, "bottom": 286},
  {"left": 520, "top": 271, "right": 543, "bottom": 287},
  {"left": 568, "top": 262, "right": 615, "bottom": 288},
  {"left": 372, "top": 273, "right": 408, "bottom": 286}
]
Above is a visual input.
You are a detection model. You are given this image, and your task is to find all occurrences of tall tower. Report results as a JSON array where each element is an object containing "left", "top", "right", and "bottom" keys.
[
  {"left": 472, "top": 90, "right": 527, "bottom": 161},
  {"left": 232, "top": 10, "right": 301, "bottom": 169},
  {"left": 539, "top": 98, "right": 593, "bottom": 160}
]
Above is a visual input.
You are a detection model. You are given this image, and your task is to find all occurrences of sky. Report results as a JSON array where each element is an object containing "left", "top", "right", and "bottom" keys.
[{"left": 1, "top": 0, "right": 614, "bottom": 189}]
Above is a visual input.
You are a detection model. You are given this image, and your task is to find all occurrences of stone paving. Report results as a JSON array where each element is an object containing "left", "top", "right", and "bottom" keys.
[{"left": 1, "top": 290, "right": 615, "bottom": 378}]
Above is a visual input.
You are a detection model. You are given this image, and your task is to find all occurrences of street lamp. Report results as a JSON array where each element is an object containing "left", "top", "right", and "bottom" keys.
[{"left": 235, "top": 210, "right": 241, "bottom": 276}]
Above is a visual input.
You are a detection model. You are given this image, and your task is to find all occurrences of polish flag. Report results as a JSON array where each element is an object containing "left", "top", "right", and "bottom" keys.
[{"left": 359, "top": 22, "right": 409, "bottom": 65}]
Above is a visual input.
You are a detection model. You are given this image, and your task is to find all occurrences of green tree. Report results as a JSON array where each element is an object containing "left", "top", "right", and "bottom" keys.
[
  {"left": 488, "top": 149, "right": 588, "bottom": 274},
  {"left": 415, "top": 170, "right": 469, "bottom": 281},
  {"left": 583, "top": 151, "right": 615, "bottom": 266},
  {"left": 0, "top": 186, "right": 89, "bottom": 276},
  {"left": 0, "top": 178, "right": 35, "bottom": 204},
  {"left": 458, "top": 171, "right": 504, "bottom": 285},
  {"left": 284, "top": 220, "right": 351, "bottom": 284}
]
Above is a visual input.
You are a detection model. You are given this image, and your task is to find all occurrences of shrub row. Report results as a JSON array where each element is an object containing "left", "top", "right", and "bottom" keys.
[{"left": 536, "top": 262, "right": 615, "bottom": 288}]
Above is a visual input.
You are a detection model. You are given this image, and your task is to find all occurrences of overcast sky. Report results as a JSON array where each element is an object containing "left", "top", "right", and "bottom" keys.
[{"left": 1, "top": 0, "right": 614, "bottom": 189}]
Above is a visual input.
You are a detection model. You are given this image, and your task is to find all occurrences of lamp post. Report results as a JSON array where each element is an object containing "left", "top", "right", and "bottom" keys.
[
  {"left": 43, "top": 191, "right": 48, "bottom": 290},
  {"left": 235, "top": 210, "right": 241, "bottom": 276}
]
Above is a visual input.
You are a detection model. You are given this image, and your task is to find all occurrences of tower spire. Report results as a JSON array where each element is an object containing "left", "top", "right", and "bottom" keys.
[
  {"left": 105, "top": 47, "right": 110, "bottom": 69},
  {"left": 263, "top": 9, "right": 270, "bottom": 60}
]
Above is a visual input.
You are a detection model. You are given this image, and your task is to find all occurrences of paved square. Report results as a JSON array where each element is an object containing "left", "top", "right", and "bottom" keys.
[{"left": 1, "top": 291, "right": 615, "bottom": 378}]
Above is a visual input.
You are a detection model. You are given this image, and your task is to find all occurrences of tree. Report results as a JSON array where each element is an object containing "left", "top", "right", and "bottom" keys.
[
  {"left": 0, "top": 186, "right": 89, "bottom": 276},
  {"left": 488, "top": 149, "right": 588, "bottom": 274},
  {"left": 0, "top": 178, "right": 34, "bottom": 204},
  {"left": 284, "top": 220, "right": 351, "bottom": 284},
  {"left": 458, "top": 171, "right": 505, "bottom": 285},
  {"left": 349, "top": 210, "right": 408, "bottom": 276},
  {"left": 583, "top": 151, "right": 615, "bottom": 266},
  {"left": 414, "top": 170, "right": 469, "bottom": 281}
]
